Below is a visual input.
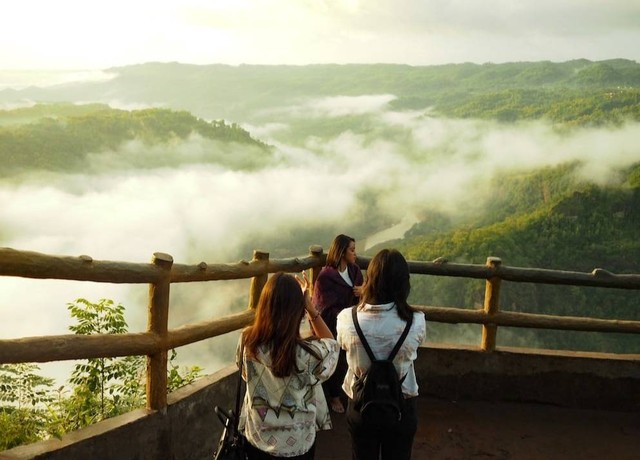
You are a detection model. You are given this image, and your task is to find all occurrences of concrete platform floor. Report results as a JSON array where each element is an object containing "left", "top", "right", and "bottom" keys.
[{"left": 315, "top": 396, "right": 640, "bottom": 460}]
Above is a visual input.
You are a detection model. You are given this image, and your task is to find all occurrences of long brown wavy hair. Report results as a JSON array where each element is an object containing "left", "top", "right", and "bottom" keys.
[
  {"left": 243, "top": 272, "right": 318, "bottom": 377},
  {"left": 360, "top": 248, "right": 415, "bottom": 322}
]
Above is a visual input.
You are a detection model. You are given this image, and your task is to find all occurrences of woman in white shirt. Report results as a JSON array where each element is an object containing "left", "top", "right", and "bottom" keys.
[
  {"left": 336, "top": 249, "right": 426, "bottom": 460},
  {"left": 238, "top": 272, "right": 339, "bottom": 459}
]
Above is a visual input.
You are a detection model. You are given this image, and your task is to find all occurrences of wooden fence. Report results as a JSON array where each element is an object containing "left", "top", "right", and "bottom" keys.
[{"left": 1, "top": 246, "right": 639, "bottom": 411}]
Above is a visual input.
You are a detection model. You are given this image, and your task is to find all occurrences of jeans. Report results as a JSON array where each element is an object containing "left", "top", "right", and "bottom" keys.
[
  {"left": 323, "top": 348, "right": 348, "bottom": 399},
  {"left": 345, "top": 396, "right": 418, "bottom": 460}
]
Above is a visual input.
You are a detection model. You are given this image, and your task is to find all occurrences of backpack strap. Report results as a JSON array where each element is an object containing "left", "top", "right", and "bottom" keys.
[
  {"left": 352, "top": 306, "right": 376, "bottom": 361},
  {"left": 234, "top": 339, "right": 245, "bottom": 433},
  {"left": 388, "top": 313, "right": 413, "bottom": 361},
  {"left": 351, "top": 306, "right": 413, "bottom": 362}
]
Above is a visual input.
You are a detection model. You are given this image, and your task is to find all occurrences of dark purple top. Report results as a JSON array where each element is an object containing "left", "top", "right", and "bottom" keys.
[{"left": 312, "top": 263, "right": 364, "bottom": 334}]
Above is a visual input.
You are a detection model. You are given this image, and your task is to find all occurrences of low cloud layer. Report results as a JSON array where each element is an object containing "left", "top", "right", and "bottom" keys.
[{"left": 1, "top": 97, "right": 639, "bottom": 382}]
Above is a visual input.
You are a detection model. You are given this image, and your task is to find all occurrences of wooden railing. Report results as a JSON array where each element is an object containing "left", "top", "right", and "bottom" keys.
[{"left": 1, "top": 246, "right": 640, "bottom": 412}]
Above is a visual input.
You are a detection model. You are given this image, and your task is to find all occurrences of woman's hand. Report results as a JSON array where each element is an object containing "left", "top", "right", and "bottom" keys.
[
  {"left": 295, "top": 271, "right": 313, "bottom": 308},
  {"left": 353, "top": 285, "right": 363, "bottom": 297},
  {"left": 295, "top": 270, "right": 310, "bottom": 293},
  {"left": 296, "top": 271, "right": 333, "bottom": 339}
]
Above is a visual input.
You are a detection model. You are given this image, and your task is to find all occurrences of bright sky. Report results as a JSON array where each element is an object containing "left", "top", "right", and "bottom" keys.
[{"left": 1, "top": 0, "right": 639, "bottom": 70}]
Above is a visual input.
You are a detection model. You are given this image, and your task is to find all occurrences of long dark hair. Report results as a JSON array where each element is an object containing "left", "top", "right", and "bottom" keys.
[
  {"left": 243, "top": 272, "right": 317, "bottom": 377},
  {"left": 326, "top": 234, "right": 355, "bottom": 269},
  {"left": 360, "top": 249, "right": 414, "bottom": 321}
]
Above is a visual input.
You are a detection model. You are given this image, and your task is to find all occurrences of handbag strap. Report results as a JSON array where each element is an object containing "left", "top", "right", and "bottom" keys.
[
  {"left": 233, "top": 339, "right": 245, "bottom": 432},
  {"left": 351, "top": 305, "right": 412, "bottom": 362}
]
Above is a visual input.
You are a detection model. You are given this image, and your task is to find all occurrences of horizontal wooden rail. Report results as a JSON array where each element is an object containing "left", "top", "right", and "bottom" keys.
[
  {"left": 3, "top": 302, "right": 637, "bottom": 366},
  {"left": 0, "top": 248, "right": 325, "bottom": 285},
  {"left": 416, "top": 306, "right": 640, "bottom": 335},
  {"left": 497, "top": 266, "right": 640, "bottom": 289},
  {"left": 167, "top": 310, "right": 254, "bottom": 348},
  {"left": 3, "top": 247, "right": 639, "bottom": 290},
  {"left": 2, "top": 246, "right": 639, "bottom": 413},
  {"left": 170, "top": 255, "right": 323, "bottom": 282},
  {"left": 403, "top": 259, "right": 640, "bottom": 290},
  {"left": 0, "top": 310, "right": 255, "bottom": 364},
  {"left": 0, "top": 332, "right": 160, "bottom": 364},
  {"left": 0, "top": 248, "right": 162, "bottom": 283}
]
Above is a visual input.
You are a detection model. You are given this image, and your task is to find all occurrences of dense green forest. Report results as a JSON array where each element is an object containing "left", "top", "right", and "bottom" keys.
[
  {"left": 2, "top": 59, "right": 639, "bottom": 126},
  {"left": 1, "top": 60, "right": 639, "bottom": 447},
  {"left": 394, "top": 161, "right": 640, "bottom": 353},
  {"left": 1, "top": 60, "right": 638, "bottom": 353},
  {"left": 0, "top": 104, "right": 271, "bottom": 176}
]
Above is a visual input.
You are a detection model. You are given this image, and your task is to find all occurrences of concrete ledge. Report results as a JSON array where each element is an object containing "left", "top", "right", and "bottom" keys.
[
  {"left": 416, "top": 343, "right": 640, "bottom": 410},
  {"left": 0, "top": 366, "right": 238, "bottom": 460},
  {"left": 2, "top": 345, "right": 638, "bottom": 459}
]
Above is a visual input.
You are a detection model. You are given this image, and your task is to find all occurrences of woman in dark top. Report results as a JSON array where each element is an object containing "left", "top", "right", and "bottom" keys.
[{"left": 312, "top": 234, "right": 364, "bottom": 413}]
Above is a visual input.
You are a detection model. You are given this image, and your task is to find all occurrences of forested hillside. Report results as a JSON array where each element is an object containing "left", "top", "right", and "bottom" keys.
[
  {"left": 1, "top": 60, "right": 638, "bottom": 355},
  {"left": 1, "top": 60, "right": 639, "bottom": 126},
  {"left": 401, "top": 164, "right": 640, "bottom": 273},
  {"left": 396, "top": 162, "right": 640, "bottom": 353},
  {"left": 0, "top": 104, "right": 270, "bottom": 176}
]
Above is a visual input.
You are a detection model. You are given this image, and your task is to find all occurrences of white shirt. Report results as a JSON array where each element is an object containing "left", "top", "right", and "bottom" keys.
[
  {"left": 338, "top": 266, "right": 353, "bottom": 287},
  {"left": 237, "top": 337, "right": 339, "bottom": 457},
  {"left": 336, "top": 302, "right": 426, "bottom": 399}
]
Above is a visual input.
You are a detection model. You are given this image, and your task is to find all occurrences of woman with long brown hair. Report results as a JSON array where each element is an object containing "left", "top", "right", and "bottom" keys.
[
  {"left": 312, "top": 234, "right": 364, "bottom": 413},
  {"left": 336, "top": 249, "right": 426, "bottom": 460},
  {"left": 238, "top": 272, "right": 339, "bottom": 459}
]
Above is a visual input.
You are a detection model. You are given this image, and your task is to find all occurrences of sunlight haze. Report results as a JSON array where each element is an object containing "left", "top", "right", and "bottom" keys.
[
  {"left": 1, "top": 0, "right": 639, "bottom": 387},
  {"left": 1, "top": 0, "right": 639, "bottom": 70}
]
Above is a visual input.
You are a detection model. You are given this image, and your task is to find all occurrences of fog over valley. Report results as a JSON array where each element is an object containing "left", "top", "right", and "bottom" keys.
[
  {"left": 1, "top": 3, "right": 638, "bottom": 450},
  {"left": 2, "top": 84, "right": 639, "bottom": 380}
]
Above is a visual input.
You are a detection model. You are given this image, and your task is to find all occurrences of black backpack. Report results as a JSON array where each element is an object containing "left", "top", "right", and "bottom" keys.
[{"left": 351, "top": 306, "right": 412, "bottom": 428}]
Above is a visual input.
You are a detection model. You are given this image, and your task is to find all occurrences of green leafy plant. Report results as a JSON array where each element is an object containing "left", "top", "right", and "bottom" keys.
[
  {"left": 66, "top": 299, "right": 136, "bottom": 424},
  {"left": 1, "top": 297, "right": 206, "bottom": 449},
  {"left": 57, "top": 298, "right": 203, "bottom": 433},
  {"left": 0, "top": 363, "right": 55, "bottom": 450},
  {"left": 167, "top": 349, "right": 203, "bottom": 392}
]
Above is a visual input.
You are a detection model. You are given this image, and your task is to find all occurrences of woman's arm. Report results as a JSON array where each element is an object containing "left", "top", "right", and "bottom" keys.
[
  {"left": 305, "top": 291, "right": 334, "bottom": 339},
  {"left": 297, "top": 271, "right": 334, "bottom": 339}
]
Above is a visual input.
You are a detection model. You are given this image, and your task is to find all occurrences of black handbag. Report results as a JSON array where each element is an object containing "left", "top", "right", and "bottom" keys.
[{"left": 213, "top": 343, "right": 247, "bottom": 460}]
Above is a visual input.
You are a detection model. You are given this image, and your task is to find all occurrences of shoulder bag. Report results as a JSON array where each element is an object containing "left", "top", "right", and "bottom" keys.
[{"left": 213, "top": 341, "right": 247, "bottom": 460}]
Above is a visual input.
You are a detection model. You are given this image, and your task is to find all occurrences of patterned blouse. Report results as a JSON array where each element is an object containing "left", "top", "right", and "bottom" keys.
[{"left": 237, "top": 337, "right": 339, "bottom": 457}]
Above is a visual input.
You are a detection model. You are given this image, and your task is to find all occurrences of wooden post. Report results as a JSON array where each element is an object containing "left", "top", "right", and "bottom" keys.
[
  {"left": 481, "top": 257, "right": 502, "bottom": 352},
  {"left": 309, "top": 245, "right": 324, "bottom": 287},
  {"left": 306, "top": 245, "right": 325, "bottom": 335},
  {"left": 147, "top": 252, "right": 173, "bottom": 410},
  {"left": 248, "top": 250, "right": 269, "bottom": 309}
]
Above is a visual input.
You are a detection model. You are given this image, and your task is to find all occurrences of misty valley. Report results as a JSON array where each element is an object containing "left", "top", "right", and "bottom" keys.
[{"left": 1, "top": 59, "right": 639, "bottom": 383}]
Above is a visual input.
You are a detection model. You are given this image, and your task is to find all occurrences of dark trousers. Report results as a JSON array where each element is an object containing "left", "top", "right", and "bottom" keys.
[
  {"left": 245, "top": 440, "right": 316, "bottom": 460},
  {"left": 323, "top": 348, "right": 347, "bottom": 399},
  {"left": 345, "top": 397, "right": 418, "bottom": 460},
  {"left": 321, "top": 309, "right": 347, "bottom": 399}
]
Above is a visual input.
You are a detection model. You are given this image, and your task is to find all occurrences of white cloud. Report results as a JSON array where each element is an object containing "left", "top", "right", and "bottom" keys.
[
  {"left": 2, "top": 96, "right": 640, "bottom": 383},
  {"left": 310, "top": 94, "right": 397, "bottom": 117}
]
